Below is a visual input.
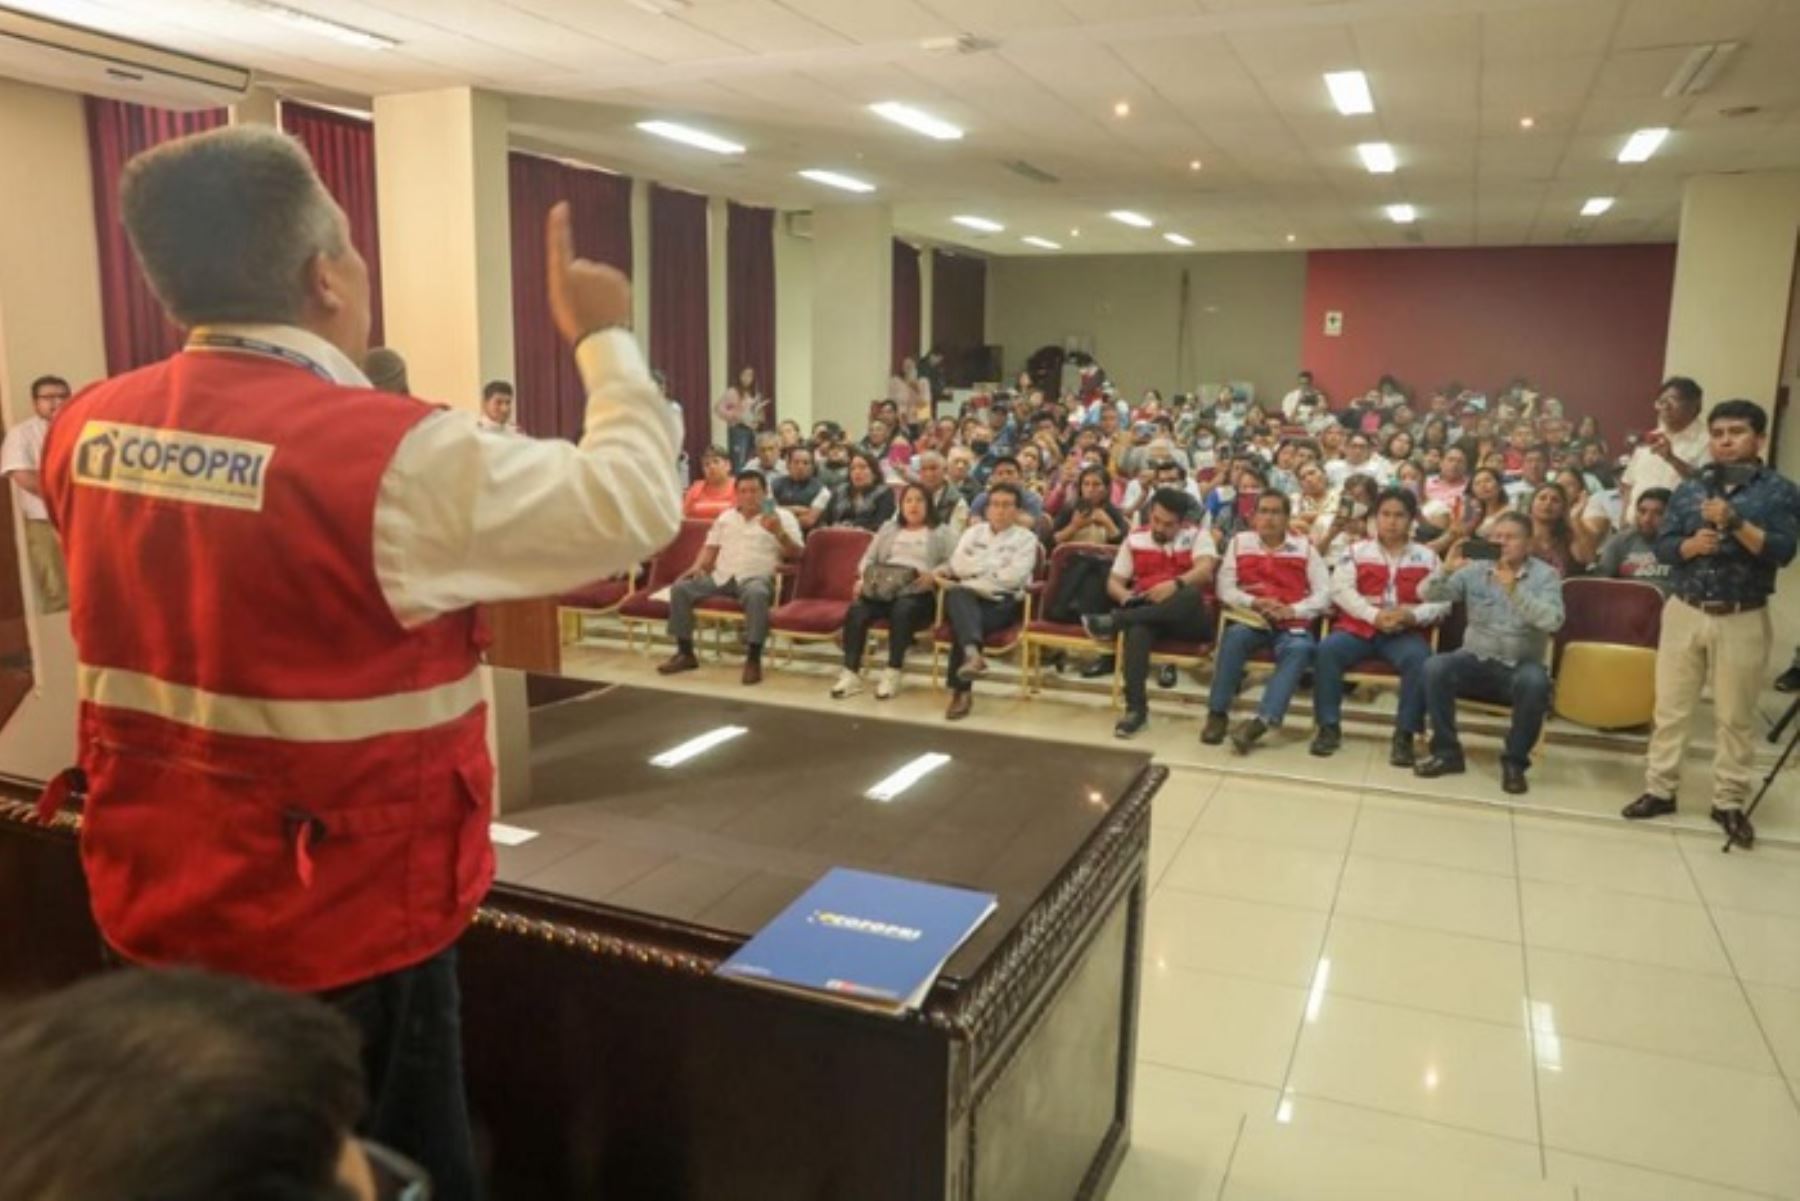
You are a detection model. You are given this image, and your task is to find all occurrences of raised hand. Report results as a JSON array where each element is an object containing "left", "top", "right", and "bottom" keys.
[{"left": 545, "top": 201, "right": 632, "bottom": 346}]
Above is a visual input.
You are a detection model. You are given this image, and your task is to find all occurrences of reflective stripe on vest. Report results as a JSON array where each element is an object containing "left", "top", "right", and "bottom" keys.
[{"left": 78, "top": 663, "right": 484, "bottom": 743}]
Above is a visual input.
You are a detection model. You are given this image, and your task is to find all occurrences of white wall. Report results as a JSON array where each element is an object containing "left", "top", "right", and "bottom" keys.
[
  {"left": 810, "top": 203, "right": 892, "bottom": 433},
  {"left": 0, "top": 78, "right": 100, "bottom": 782},
  {"left": 774, "top": 220, "right": 814, "bottom": 432}
]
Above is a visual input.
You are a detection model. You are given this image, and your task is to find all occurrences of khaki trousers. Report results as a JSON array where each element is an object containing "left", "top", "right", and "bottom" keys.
[
  {"left": 1644, "top": 596, "right": 1771, "bottom": 810},
  {"left": 24, "top": 519, "right": 67, "bottom": 615}
]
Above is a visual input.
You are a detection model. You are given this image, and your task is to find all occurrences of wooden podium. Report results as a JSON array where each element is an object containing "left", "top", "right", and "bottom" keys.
[{"left": 480, "top": 599, "right": 562, "bottom": 675}]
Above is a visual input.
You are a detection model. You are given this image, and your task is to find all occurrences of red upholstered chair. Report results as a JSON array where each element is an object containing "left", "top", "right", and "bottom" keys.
[
  {"left": 1022, "top": 542, "right": 1122, "bottom": 694},
  {"left": 557, "top": 570, "right": 636, "bottom": 644},
  {"left": 769, "top": 528, "right": 874, "bottom": 658},
  {"left": 929, "top": 544, "right": 1041, "bottom": 693},
  {"left": 616, "top": 519, "right": 712, "bottom": 650},
  {"left": 1554, "top": 577, "right": 1664, "bottom": 663}
]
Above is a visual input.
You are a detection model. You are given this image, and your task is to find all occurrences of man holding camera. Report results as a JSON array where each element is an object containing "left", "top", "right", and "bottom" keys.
[{"left": 1623, "top": 400, "right": 1798, "bottom": 847}]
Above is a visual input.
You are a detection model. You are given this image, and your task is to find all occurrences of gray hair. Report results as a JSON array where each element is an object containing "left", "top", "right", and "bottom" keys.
[
  {"left": 119, "top": 125, "right": 347, "bottom": 327},
  {"left": 917, "top": 450, "right": 945, "bottom": 469}
]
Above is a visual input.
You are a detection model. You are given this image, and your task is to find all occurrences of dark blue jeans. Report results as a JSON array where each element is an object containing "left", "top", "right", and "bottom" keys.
[
  {"left": 1422, "top": 649, "right": 1551, "bottom": 770},
  {"left": 1208, "top": 623, "right": 1315, "bottom": 726},
  {"left": 326, "top": 946, "right": 478, "bottom": 1201},
  {"left": 726, "top": 423, "right": 756, "bottom": 471},
  {"left": 1314, "top": 629, "right": 1431, "bottom": 733}
]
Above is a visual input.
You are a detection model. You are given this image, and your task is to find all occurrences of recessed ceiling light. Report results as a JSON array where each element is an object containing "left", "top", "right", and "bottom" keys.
[
  {"left": 1022, "top": 236, "right": 1062, "bottom": 250},
  {"left": 241, "top": 1, "right": 397, "bottom": 49},
  {"left": 798, "top": 169, "right": 875, "bottom": 193},
  {"left": 1114, "top": 100, "right": 1131, "bottom": 117},
  {"left": 1580, "top": 196, "right": 1614, "bottom": 216},
  {"left": 1386, "top": 203, "right": 1417, "bottom": 224},
  {"left": 953, "top": 215, "right": 1004, "bottom": 232},
  {"left": 636, "top": 120, "right": 744, "bottom": 155},
  {"left": 1189, "top": 159, "right": 1203, "bottom": 171},
  {"left": 1357, "top": 142, "right": 1398, "bottom": 174},
  {"left": 868, "top": 101, "right": 964, "bottom": 141},
  {"left": 1664, "top": 42, "right": 1739, "bottom": 98},
  {"left": 1618, "top": 127, "right": 1669, "bottom": 163},
  {"left": 1163, "top": 232, "right": 1194, "bottom": 247},
  {"left": 1323, "top": 70, "right": 1374, "bottom": 116},
  {"left": 1286, "top": 233, "right": 1297, "bottom": 243},
  {"left": 1070, "top": 227, "right": 1081, "bottom": 237},
  {"left": 1109, "top": 210, "right": 1154, "bottom": 228},
  {"left": 1519, "top": 115, "right": 1535, "bottom": 129}
]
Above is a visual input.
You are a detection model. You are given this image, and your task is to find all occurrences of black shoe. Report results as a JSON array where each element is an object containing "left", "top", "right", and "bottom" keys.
[
  {"left": 1201, "top": 712, "right": 1230, "bottom": 745},
  {"left": 1230, "top": 718, "right": 1268, "bottom": 755},
  {"left": 1622, "top": 793, "right": 1677, "bottom": 820},
  {"left": 1309, "top": 723, "right": 1342, "bottom": 757},
  {"left": 1413, "top": 753, "right": 1466, "bottom": 779},
  {"left": 1501, "top": 762, "right": 1528, "bottom": 795},
  {"left": 1114, "top": 710, "right": 1149, "bottom": 740},
  {"left": 1081, "top": 613, "right": 1116, "bottom": 641},
  {"left": 1714, "top": 807, "right": 1756, "bottom": 849},
  {"left": 1158, "top": 664, "right": 1179, "bottom": 689},
  {"left": 1776, "top": 665, "right": 1800, "bottom": 694},
  {"left": 1389, "top": 731, "right": 1417, "bottom": 768},
  {"left": 1081, "top": 655, "right": 1117, "bottom": 679}
]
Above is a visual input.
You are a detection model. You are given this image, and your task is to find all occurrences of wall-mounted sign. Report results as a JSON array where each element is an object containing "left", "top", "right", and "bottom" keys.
[{"left": 1324, "top": 310, "right": 1344, "bottom": 337}]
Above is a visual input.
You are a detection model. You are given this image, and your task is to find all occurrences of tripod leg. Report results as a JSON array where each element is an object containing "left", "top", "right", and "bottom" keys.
[{"left": 1722, "top": 705, "right": 1800, "bottom": 854}]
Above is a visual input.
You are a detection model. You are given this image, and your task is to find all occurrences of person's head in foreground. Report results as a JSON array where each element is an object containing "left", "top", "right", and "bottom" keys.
[
  {"left": 120, "top": 125, "right": 371, "bottom": 364},
  {"left": 0, "top": 968, "right": 430, "bottom": 1201},
  {"left": 1707, "top": 399, "right": 1767, "bottom": 465}
]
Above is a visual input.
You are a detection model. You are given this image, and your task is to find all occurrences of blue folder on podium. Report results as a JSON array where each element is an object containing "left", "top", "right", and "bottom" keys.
[{"left": 716, "top": 868, "right": 998, "bottom": 1014}]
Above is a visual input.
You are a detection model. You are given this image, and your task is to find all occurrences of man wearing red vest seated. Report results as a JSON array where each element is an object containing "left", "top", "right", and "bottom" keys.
[
  {"left": 1081, "top": 488, "right": 1218, "bottom": 740},
  {"left": 40, "top": 126, "right": 683, "bottom": 1200},
  {"left": 1310, "top": 487, "right": 1449, "bottom": 762},
  {"left": 1207, "top": 492, "right": 1331, "bottom": 753}
]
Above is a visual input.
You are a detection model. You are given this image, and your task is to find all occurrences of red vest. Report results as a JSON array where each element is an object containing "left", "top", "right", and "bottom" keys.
[
  {"left": 1125, "top": 527, "right": 1201, "bottom": 591},
  {"left": 1228, "top": 533, "right": 1315, "bottom": 629},
  {"left": 41, "top": 349, "right": 493, "bottom": 991},
  {"left": 1333, "top": 539, "right": 1437, "bottom": 639}
]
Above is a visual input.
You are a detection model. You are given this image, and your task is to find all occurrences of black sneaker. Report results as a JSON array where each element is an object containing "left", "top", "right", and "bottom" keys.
[
  {"left": 1309, "top": 723, "right": 1342, "bottom": 757},
  {"left": 1413, "top": 753, "right": 1466, "bottom": 779},
  {"left": 1714, "top": 807, "right": 1756, "bottom": 849},
  {"left": 1081, "top": 613, "right": 1116, "bottom": 641},
  {"left": 1776, "top": 665, "right": 1800, "bottom": 694},
  {"left": 1389, "top": 731, "right": 1417, "bottom": 768},
  {"left": 1201, "top": 712, "right": 1230, "bottom": 745},
  {"left": 1158, "top": 664, "right": 1179, "bottom": 689},
  {"left": 1622, "top": 793, "right": 1677, "bottom": 820},
  {"left": 1114, "top": 710, "right": 1149, "bottom": 740},
  {"left": 1081, "top": 655, "right": 1116, "bottom": 679},
  {"left": 1230, "top": 718, "right": 1268, "bottom": 755}
]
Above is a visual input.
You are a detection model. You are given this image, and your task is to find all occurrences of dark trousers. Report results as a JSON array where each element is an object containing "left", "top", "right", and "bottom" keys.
[
  {"left": 726, "top": 424, "right": 756, "bottom": 471},
  {"left": 325, "top": 947, "right": 478, "bottom": 1201},
  {"left": 1422, "top": 649, "right": 1551, "bottom": 770},
  {"left": 944, "top": 586, "right": 1019, "bottom": 693},
  {"left": 1113, "top": 587, "right": 1211, "bottom": 712},
  {"left": 1314, "top": 629, "right": 1431, "bottom": 733},
  {"left": 842, "top": 591, "right": 934, "bottom": 670}
]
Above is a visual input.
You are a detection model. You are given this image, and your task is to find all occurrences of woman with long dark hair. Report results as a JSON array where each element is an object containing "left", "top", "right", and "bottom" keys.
[
  {"left": 823, "top": 449, "right": 897, "bottom": 532},
  {"left": 833, "top": 483, "right": 951, "bottom": 700}
]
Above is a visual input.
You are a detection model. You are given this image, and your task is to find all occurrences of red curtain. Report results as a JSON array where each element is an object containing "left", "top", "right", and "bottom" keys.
[
  {"left": 281, "top": 102, "right": 384, "bottom": 346},
  {"left": 726, "top": 202, "right": 776, "bottom": 422},
  {"left": 508, "top": 152, "right": 633, "bottom": 440},
  {"left": 85, "top": 98, "right": 227, "bottom": 375},
  {"left": 930, "top": 249, "right": 987, "bottom": 355},
  {"left": 650, "top": 184, "right": 712, "bottom": 465},
  {"left": 892, "top": 239, "right": 921, "bottom": 374}
]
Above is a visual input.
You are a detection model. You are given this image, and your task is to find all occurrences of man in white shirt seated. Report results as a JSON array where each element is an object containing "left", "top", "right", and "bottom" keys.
[
  {"left": 1326, "top": 431, "right": 1384, "bottom": 488},
  {"left": 475, "top": 380, "right": 515, "bottom": 433},
  {"left": 0, "top": 373, "right": 72, "bottom": 613},
  {"left": 1280, "top": 370, "right": 1325, "bottom": 424},
  {"left": 658, "top": 470, "right": 803, "bottom": 685},
  {"left": 1620, "top": 375, "right": 1709, "bottom": 513},
  {"left": 1206, "top": 491, "right": 1331, "bottom": 754},
  {"left": 1504, "top": 443, "right": 1550, "bottom": 507},
  {"left": 935, "top": 483, "right": 1039, "bottom": 721},
  {"left": 1309, "top": 488, "right": 1448, "bottom": 762}
]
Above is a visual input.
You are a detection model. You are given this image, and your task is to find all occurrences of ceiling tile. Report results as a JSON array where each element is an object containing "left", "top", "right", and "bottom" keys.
[
  {"left": 1613, "top": 0, "right": 1770, "bottom": 51},
  {"left": 1482, "top": 2, "right": 1621, "bottom": 61}
]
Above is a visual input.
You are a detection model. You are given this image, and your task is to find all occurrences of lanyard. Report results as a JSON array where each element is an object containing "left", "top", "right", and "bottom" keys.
[{"left": 186, "top": 332, "right": 335, "bottom": 382}]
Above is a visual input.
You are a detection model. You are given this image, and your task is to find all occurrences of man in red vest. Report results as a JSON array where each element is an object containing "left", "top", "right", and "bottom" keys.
[
  {"left": 1310, "top": 487, "right": 1448, "bottom": 762},
  {"left": 1208, "top": 491, "right": 1330, "bottom": 753},
  {"left": 40, "top": 125, "right": 683, "bottom": 1200}
]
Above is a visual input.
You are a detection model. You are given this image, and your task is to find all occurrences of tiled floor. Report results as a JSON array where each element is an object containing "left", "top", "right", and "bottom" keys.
[{"left": 556, "top": 639, "right": 1800, "bottom": 1199}]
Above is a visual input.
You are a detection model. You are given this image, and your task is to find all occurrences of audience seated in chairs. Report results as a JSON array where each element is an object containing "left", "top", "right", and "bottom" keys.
[
  {"left": 1594, "top": 487, "right": 1672, "bottom": 591},
  {"left": 1310, "top": 487, "right": 1447, "bottom": 763},
  {"left": 833, "top": 483, "right": 953, "bottom": 701},
  {"left": 1051, "top": 466, "right": 1128, "bottom": 548},
  {"left": 1082, "top": 488, "right": 1220, "bottom": 740},
  {"left": 971, "top": 455, "right": 1048, "bottom": 533},
  {"left": 773, "top": 444, "right": 830, "bottom": 532},
  {"left": 822, "top": 449, "right": 896, "bottom": 532},
  {"left": 1206, "top": 491, "right": 1331, "bottom": 754},
  {"left": 913, "top": 450, "right": 971, "bottom": 535},
  {"left": 682, "top": 445, "right": 736, "bottom": 521},
  {"left": 1415, "top": 512, "right": 1565, "bottom": 795},
  {"left": 937, "top": 483, "right": 1039, "bottom": 721},
  {"left": 659, "top": 470, "right": 802, "bottom": 685}
]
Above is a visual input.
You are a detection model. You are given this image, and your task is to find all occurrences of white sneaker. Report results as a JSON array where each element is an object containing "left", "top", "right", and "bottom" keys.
[
  {"left": 830, "top": 668, "right": 863, "bottom": 699},
  {"left": 875, "top": 668, "right": 902, "bottom": 700}
]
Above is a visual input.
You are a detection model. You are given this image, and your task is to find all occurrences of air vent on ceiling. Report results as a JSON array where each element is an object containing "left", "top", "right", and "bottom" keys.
[
  {"left": 0, "top": 5, "right": 251, "bottom": 108},
  {"left": 1719, "top": 104, "right": 1761, "bottom": 118},
  {"left": 921, "top": 33, "right": 997, "bottom": 55},
  {"left": 1002, "top": 159, "right": 1059, "bottom": 185}
]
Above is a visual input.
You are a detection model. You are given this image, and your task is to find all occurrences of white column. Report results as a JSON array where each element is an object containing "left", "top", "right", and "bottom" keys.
[
  {"left": 630, "top": 177, "right": 652, "bottom": 344},
  {"left": 707, "top": 194, "right": 729, "bottom": 444},
  {"left": 372, "top": 87, "right": 513, "bottom": 414},
  {"left": 775, "top": 213, "right": 814, "bottom": 432},
  {"left": 1664, "top": 172, "right": 1800, "bottom": 420},
  {"left": 230, "top": 84, "right": 281, "bottom": 127},
  {"left": 919, "top": 245, "right": 934, "bottom": 354},
  {"left": 810, "top": 202, "right": 892, "bottom": 432}
]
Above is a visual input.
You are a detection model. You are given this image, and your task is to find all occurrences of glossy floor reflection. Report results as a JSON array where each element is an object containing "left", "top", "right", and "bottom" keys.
[{"left": 561, "top": 641, "right": 1800, "bottom": 1199}]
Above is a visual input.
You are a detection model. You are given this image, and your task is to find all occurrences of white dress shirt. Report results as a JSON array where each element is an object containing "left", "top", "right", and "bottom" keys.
[
  {"left": 948, "top": 521, "right": 1039, "bottom": 597},
  {"left": 704, "top": 506, "right": 802, "bottom": 582},
  {"left": 1620, "top": 418, "right": 1710, "bottom": 507},
  {"left": 0, "top": 414, "right": 50, "bottom": 521},
  {"left": 195, "top": 323, "right": 683, "bottom": 628}
]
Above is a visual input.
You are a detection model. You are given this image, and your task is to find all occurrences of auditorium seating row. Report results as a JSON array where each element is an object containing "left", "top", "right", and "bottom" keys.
[{"left": 558, "top": 521, "right": 1667, "bottom": 732}]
